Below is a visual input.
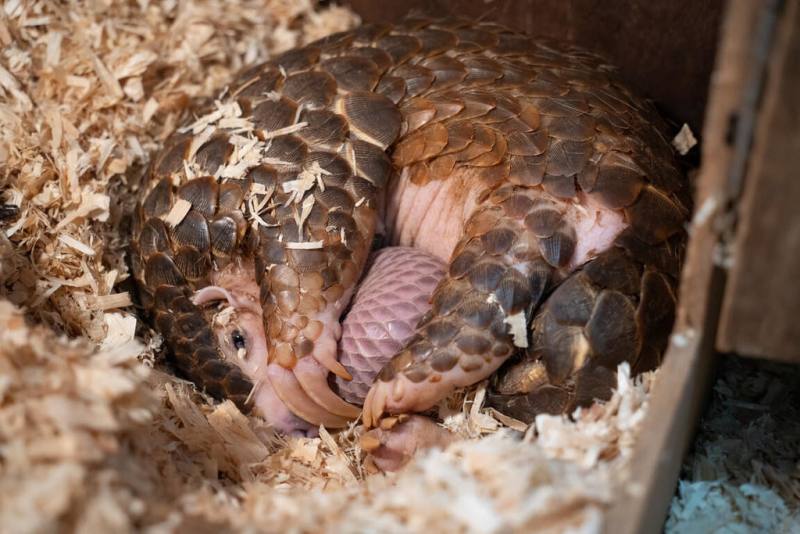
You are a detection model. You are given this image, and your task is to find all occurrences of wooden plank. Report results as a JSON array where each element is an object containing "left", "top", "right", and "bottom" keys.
[
  {"left": 602, "top": 1, "right": 779, "bottom": 532},
  {"left": 347, "top": 0, "right": 722, "bottom": 134},
  {"left": 718, "top": 0, "right": 800, "bottom": 362}
]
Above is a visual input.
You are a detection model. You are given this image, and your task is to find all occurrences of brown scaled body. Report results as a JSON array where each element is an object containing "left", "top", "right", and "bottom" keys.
[{"left": 130, "top": 15, "right": 689, "bottom": 430}]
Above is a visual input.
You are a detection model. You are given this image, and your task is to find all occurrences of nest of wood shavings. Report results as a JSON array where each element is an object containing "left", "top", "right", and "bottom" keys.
[
  {"left": 666, "top": 357, "right": 800, "bottom": 533},
  {"left": 1, "top": 1, "right": 657, "bottom": 532}
]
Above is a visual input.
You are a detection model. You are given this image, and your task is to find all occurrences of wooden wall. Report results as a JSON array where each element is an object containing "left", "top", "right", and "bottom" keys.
[{"left": 347, "top": 0, "right": 724, "bottom": 134}]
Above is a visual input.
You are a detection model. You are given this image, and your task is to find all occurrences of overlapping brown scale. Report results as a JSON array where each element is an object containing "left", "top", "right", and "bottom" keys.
[
  {"left": 138, "top": 218, "right": 171, "bottom": 257},
  {"left": 314, "top": 186, "right": 356, "bottom": 213},
  {"left": 351, "top": 139, "right": 393, "bottom": 189},
  {"left": 541, "top": 173, "right": 578, "bottom": 199},
  {"left": 218, "top": 181, "right": 246, "bottom": 211},
  {"left": 177, "top": 176, "right": 218, "bottom": 217},
  {"left": 269, "top": 46, "right": 322, "bottom": 74},
  {"left": 586, "top": 154, "right": 646, "bottom": 209},
  {"left": 542, "top": 114, "right": 596, "bottom": 141},
  {"left": 264, "top": 135, "right": 308, "bottom": 168},
  {"left": 508, "top": 155, "right": 546, "bottom": 186},
  {"left": 145, "top": 252, "right": 186, "bottom": 288},
  {"left": 538, "top": 225, "right": 577, "bottom": 268},
  {"left": 486, "top": 384, "right": 571, "bottom": 422},
  {"left": 523, "top": 205, "right": 563, "bottom": 239},
  {"left": 583, "top": 247, "right": 641, "bottom": 295},
  {"left": 453, "top": 28, "right": 499, "bottom": 50},
  {"left": 414, "top": 28, "right": 458, "bottom": 55},
  {"left": 305, "top": 151, "right": 353, "bottom": 184},
  {"left": 376, "top": 34, "right": 422, "bottom": 64},
  {"left": 434, "top": 120, "right": 471, "bottom": 155},
  {"left": 340, "top": 92, "right": 402, "bottom": 149},
  {"left": 481, "top": 94, "right": 522, "bottom": 124},
  {"left": 351, "top": 22, "right": 392, "bottom": 45},
  {"left": 375, "top": 75, "right": 407, "bottom": 104},
  {"left": 584, "top": 289, "right": 640, "bottom": 368},
  {"left": 209, "top": 215, "right": 239, "bottom": 260},
  {"left": 572, "top": 363, "right": 617, "bottom": 407},
  {"left": 251, "top": 97, "right": 298, "bottom": 134},
  {"left": 392, "top": 122, "right": 448, "bottom": 167},
  {"left": 399, "top": 98, "right": 437, "bottom": 133},
  {"left": 154, "top": 135, "right": 191, "bottom": 177},
  {"left": 421, "top": 55, "right": 467, "bottom": 90},
  {"left": 506, "top": 130, "right": 548, "bottom": 156},
  {"left": 624, "top": 185, "right": 686, "bottom": 244},
  {"left": 492, "top": 268, "right": 533, "bottom": 314},
  {"left": 308, "top": 30, "right": 356, "bottom": 55},
  {"left": 535, "top": 93, "right": 591, "bottom": 117},
  {"left": 282, "top": 71, "right": 337, "bottom": 109},
  {"left": 142, "top": 178, "right": 173, "bottom": 219},
  {"left": 461, "top": 56, "right": 504, "bottom": 85},
  {"left": 537, "top": 313, "right": 587, "bottom": 384},
  {"left": 349, "top": 46, "right": 393, "bottom": 72},
  {"left": 493, "top": 33, "right": 534, "bottom": 56},
  {"left": 321, "top": 56, "right": 381, "bottom": 92},
  {"left": 455, "top": 94, "right": 495, "bottom": 122},
  {"left": 427, "top": 94, "right": 466, "bottom": 123},
  {"left": 545, "top": 138, "right": 592, "bottom": 177},
  {"left": 247, "top": 164, "right": 278, "bottom": 190},
  {"left": 174, "top": 247, "right": 212, "bottom": 283},
  {"left": 469, "top": 131, "right": 507, "bottom": 167},
  {"left": 615, "top": 229, "right": 684, "bottom": 278},
  {"left": 192, "top": 136, "right": 232, "bottom": 175},
  {"left": 171, "top": 210, "right": 210, "bottom": 252},
  {"left": 635, "top": 270, "right": 677, "bottom": 343},
  {"left": 453, "top": 124, "right": 495, "bottom": 162},
  {"left": 391, "top": 64, "right": 434, "bottom": 99},
  {"left": 232, "top": 68, "right": 284, "bottom": 99},
  {"left": 297, "top": 108, "right": 349, "bottom": 149}
]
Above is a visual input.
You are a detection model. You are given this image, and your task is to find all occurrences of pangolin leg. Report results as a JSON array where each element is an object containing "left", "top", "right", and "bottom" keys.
[
  {"left": 266, "top": 363, "right": 353, "bottom": 428},
  {"left": 487, "top": 232, "right": 684, "bottom": 421},
  {"left": 363, "top": 189, "right": 584, "bottom": 427},
  {"left": 360, "top": 415, "right": 457, "bottom": 472}
]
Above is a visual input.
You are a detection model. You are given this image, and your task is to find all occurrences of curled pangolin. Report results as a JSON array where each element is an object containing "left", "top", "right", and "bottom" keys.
[{"left": 130, "top": 15, "right": 689, "bottom": 460}]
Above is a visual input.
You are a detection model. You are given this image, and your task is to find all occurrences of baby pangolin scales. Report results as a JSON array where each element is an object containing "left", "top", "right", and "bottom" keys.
[{"left": 130, "top": 15, "right": 689, "bottom": 437}]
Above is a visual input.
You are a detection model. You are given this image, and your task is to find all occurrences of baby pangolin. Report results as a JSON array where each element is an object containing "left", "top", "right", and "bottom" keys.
[{"left": 130, "top": 15, "right": 689, "bottom": 463}]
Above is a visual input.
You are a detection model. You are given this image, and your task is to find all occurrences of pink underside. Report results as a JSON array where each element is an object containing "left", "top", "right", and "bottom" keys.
[{"left": 193, "top": 180, "right": 628, "bottom": 437}]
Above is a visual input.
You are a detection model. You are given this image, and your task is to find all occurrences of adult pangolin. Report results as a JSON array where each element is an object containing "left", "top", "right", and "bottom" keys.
[{"left": 130, "top": 15, "right": 689, "bottom": 462}]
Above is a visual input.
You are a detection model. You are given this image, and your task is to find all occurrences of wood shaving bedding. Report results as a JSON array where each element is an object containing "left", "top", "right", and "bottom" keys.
[
  {"left": 667, "top": 357, "right": 800, "bottom": 532},
  {"left": 1, "top": 1, "right": 658, "bottom": 532}
]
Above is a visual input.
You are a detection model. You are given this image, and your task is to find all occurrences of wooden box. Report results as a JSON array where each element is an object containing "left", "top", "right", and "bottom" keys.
[{"left": 347, "top": 0, "right": 800, "bottom": 531}]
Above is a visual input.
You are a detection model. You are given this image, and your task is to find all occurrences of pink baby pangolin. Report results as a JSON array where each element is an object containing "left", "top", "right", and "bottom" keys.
[{"left": 131, "top": 16, "right": 688, "bottom": 469}]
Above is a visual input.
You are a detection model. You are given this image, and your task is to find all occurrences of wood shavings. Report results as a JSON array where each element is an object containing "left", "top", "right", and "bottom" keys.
[
  {"left": 162, "top": 198, "right": 192, "bottom": 227},
  {"left": 284, "top": 240, "right": 324, "bottom": 250},
  {"left": 0, "top": 1, "right": 673, "bottom": 532},
  {"left": 58, "top": 234, "right": 96, "bottom": 256},
  {"left": 672, "top": 123, "right": 698, "bottom": 155},
  {"left": 90, "top": 293, "right": 133, "bottom": 311},
  {"left": 667, "top": 357, "right": 800, "bottom": 532}
]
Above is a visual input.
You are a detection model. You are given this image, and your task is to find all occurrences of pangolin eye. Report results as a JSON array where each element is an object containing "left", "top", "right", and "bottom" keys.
[{"left": 231, "top": 330, "right": 246, "bottom": 350}]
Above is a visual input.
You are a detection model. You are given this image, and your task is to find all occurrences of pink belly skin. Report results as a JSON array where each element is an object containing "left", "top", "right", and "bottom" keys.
[
  {"left": 194, "top": 247, "right": 447, "bottom": 436},
  {"left": 195, "top": 191, "right": 627, "bottom": 445},
  {"left": 335, "top": 247, "right": 446, "bottom": 404}
]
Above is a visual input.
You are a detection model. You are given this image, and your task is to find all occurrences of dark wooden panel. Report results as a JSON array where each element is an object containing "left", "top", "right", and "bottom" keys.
[
  {"left": 347, "top": 0, "right": 723, "bottom": 133},
  {"left": 603, "top": 0, "right": 769, "bottom": 531},
  {"left": 718, "top": 0, "right": 800, "bottom": 362}
]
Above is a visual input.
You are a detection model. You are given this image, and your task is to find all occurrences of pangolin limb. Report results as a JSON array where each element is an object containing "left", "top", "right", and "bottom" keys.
[{"left": 130, "top": 15, "right": 688, "bottom": 433}]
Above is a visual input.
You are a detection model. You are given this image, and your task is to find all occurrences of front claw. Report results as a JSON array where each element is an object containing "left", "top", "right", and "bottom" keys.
[{"left": 293, "top": 355, "right": 362, "bottom": 419}]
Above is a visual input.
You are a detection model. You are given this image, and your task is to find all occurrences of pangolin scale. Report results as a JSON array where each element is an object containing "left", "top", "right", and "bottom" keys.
[{"left": 130, "top": 15, "right": 689, "bottom": 433}]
